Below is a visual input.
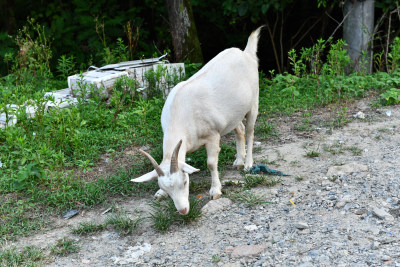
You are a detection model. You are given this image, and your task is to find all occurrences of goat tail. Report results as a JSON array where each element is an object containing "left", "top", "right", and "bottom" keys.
[{"left": 244, "top": 25, "right": 264, "bottom": 60}]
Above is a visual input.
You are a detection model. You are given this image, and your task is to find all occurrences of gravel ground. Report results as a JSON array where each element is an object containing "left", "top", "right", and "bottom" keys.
[{"left": 9, "top": 101, "right": 400, "bottom": 266}]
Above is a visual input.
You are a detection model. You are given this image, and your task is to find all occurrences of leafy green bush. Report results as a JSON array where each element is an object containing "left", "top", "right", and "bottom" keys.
[{"left": 380, "top": 88, "right": 400, "bottom": 105}]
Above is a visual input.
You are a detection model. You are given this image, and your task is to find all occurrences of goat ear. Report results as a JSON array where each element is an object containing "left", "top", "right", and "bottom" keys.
[
  {"left": 181, "top": 162, "right": 200, "bottom": 174},
  {"left": 131, "top": 170, "right": 158, "bottom": 183}
]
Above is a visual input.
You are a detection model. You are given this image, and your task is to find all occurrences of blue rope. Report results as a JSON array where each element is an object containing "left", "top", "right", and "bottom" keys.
[{"left": 249, "top": 164, "right": 291, "bottom": 176}]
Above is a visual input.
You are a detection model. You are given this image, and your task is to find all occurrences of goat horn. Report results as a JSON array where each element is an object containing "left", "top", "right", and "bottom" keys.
[
  {"left": 170, "top": 140, "right": 183, "bottom": 174},
  {"left": 139, "top": 150, "right": 164, "bottom": 177}
]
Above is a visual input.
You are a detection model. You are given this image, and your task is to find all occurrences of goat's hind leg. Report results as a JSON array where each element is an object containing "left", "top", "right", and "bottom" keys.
[
  {"left": 206, "top": 134, "right": 222, "bottom": 200},
  {"left": 244, "top": 105, "right": 258, "bottom": 170},
  {"left": 233, "top": 122, "right": 246, "bottom": 169}
]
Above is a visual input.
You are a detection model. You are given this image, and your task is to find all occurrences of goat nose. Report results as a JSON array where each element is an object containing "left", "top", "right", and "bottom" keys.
[{"left": 179, "top": 208, "right": 188, "bottom": 215}]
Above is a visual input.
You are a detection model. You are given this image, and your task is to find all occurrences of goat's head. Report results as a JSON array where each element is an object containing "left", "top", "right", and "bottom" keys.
[{"left": 131, "top": 140, "right": 199, "bottom": 215}]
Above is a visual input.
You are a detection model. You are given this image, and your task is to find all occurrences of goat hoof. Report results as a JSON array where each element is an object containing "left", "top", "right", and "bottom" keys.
[
  {"left": 154, "top": 189, "right": 167, "bottom": 201},
  {"left": 209, "top": 187, "right": 222, "bottom": 200},
  {"left": 233, "top": 159, "right": 245, "bottom": 169},
  {"left": 211, "top": 194, "right": 221, "bottom": 200},
  {"left": 244, "top": 162, "right": 254, "bottom": 171}
]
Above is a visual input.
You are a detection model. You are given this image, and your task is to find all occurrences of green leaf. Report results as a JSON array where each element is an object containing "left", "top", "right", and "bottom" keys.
[
  {"left": 261, "top": 4, "right": 269, "bottom": 14},
  {"left": 238, "top": 2, "right": 248, "bottom": 16}
]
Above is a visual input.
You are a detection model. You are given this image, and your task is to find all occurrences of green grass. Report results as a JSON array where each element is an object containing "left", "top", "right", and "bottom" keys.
[
  {"left": 347, "top": 145, "right": 363, "bottom": 156},
  {"left": 50, "top": 237, "right": 80, "bottom": 256},
  {"left": 306, "top": 150, "right": 320, "bottom": 158},
  {"left": 71, "top": 222, "right": 105, "bottom": 236},
  {"left": 322, "top": 141, "right": 344, "bottom": 155},
  {"left": 189, "top": 180, "right": 211, "bottom": 193},
  {"left": 244, "top": 174, "right": 281, "bottom": 188},
  {"left": 229, "top": 190, "right": 271, "bottom": 208},
  {"left": 150, "top": 197, "right": 202, "bottom": 232},
  {"left": 0, "top": 167, "right": 159, "bottom": 244},
  {"left": 0, "top": 246, "right": 44, "bottom": 267},
  {"left": 211, "top": 254, "right": 221, "bottom": 263},
  {"left": 0, "top": 197, "right": 47, "bottom": 244},
  {"left": 255, "top": 117, "right": 278, "bottom": 139},
  {"left": 105, "top": 212, "right": 142, "bottom": 235}
]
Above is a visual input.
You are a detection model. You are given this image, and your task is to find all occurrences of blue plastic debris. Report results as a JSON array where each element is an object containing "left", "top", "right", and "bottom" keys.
[
  {"left": 62, "top": 209, "right": 79, "bottom": 219},
  {"left": 249, "top": 164, "right": 291, "bottom": 176}
]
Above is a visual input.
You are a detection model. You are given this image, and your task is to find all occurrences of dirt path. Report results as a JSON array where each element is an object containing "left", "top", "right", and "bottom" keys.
[{"left": 6, "top": 99, "right": 400, "bottom": 266}]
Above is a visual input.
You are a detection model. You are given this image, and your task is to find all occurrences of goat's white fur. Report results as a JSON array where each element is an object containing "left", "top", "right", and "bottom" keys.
[{"left": 131, "top": 27, "right": 262, "bottom": 215}]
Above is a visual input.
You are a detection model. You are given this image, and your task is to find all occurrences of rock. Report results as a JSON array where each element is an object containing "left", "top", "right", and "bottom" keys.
[
  {"left": 298, "top": 229, "right": 311, "bottom": 235},
  {"left": 371, "top": 207, "right": 395, "bottom": 221},
  {"left": 381, "top": 255, "right": 391, "bottom": 261},
  {"left": 221, "top": 262, "right": 241, "bottom": 267},
  {"left": 326, "top": 163, "right": 368, "bottom": 177},
  {"left": 254, "top": 141, "right": 262, "bottom": 147},
  {"left": 81, "top": 259, "right": 91, "bottom": 264},
  {"left": 111, "top": 243, "right": 151, "bottom": 264},
  {"left": 336, "top": 201, "right": 347, "bottom": 208},
  {"left": 230, "top": 244, "right": 267, "bottom": 258},
  {"left": 371, "top": 241, "right": 380, "bottom": 250},
  {"left": 295, "top": 222, "right": 309, "bottom": 230},
  {"left": 201, "top": 198, "right": 232, "bottom": 214},
  {"left": 244, "top": 225, "right": 258, "bottom": 231},
  {"left": 354, "top": 111, "right": 365, "bottom": 119}
]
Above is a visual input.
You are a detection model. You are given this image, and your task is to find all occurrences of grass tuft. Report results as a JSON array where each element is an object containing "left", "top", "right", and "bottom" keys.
[
  {"left": 244, "top": 174, "right": 281, "bottom": 188},
  {"left": 105, "top": 212, "right": 142, "bottom": 235},
  {"left": 306, "top": 150, "right": 320, "bottom": 158},
  {"left": 71, "top": 222, "right": 105, "bottom": 236},
  {"left": 150, "top": 197, "right": 202, "bottom": 232},
  {"left": 50, "top": 237, "right": 80, "bottom": 256},
  {"left": 229, "top": 190, "right": 271, "bottom": 208},
  {"left": 0, "top": 246, "right": 44, "bottom": 267}
]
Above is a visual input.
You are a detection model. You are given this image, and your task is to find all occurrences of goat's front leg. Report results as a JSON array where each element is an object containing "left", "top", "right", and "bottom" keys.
[
  {"left": 154, "top": 189, "right": 168, "bottom": 201},
  {"left": 244, "top": 104, "right": 258, "bottom": 170},
  {"left": 206, "top": 134, "right": 222, "bottom": 200},
  {"left": 233, "top": 122, "right": 246, "bottom": 169}
]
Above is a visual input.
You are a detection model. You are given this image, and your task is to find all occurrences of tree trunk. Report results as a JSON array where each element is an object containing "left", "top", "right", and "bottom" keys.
[
  {"left": 343, "top": 0, "right": 375, "bottom": 73},
  {"left": 165, "top": 0, "right": 203, "bottom": 63}
]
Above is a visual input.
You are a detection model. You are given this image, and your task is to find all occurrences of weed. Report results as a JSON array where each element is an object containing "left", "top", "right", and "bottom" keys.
[
  {"left": 0, "top": 246, "right": 44, "bottom": 267},
  {"left": 150, "top": 197, "right": 202, "bottom": 232},
  {"left": 328, "top": 176, "right": 338, "bottom": 182},
  {"left": 256, "top": 118, "right": 278, "bottom": 139},
  {"left": 294, "top": 118, "right": 313, "bottom": 131},
  {"left": 71, "top": 222, "right": 105, "bottom": 236},
  {"left": 0, "top": 197, "right": 46, "bottom": 244},
  {"left": 56, "top": 54, "right": 76, "bottom": 79},
  {"left": 331, "top": 107, "right": 351, "bottom": 128},
  {"left": 295, "top": 176, "right": 304, "bottom": 181},
  {"left": 229, "top": 190, "right": 271, "bottom": 208},
  {"left": 50, "top": 237, "right": 80, "bottom": 256},
  {"left": 105, "top": 212, "right": 142, "bottom": 235},
  {"left": 388, "top": 37, "right": 400, "bottom": 73},
  {"left": 211, "top": 254, "right": 221, "bottom": 263},
  {"left": 322, "top": 142, "right": 344, "bottom": 155},
  {"left": 347, "top": 145, "right": 362, "bottom": 156},
  {"left": 380, "top": 88, "right": 400, "bottom": 105},
  {"left": 244, "top": 175, "right": 280, "bottom": 188},
  {"left": 306, "top": 150, "right": 320, "bottom": 158},
  {"left": 189, "top": 180, "right": 211, "bottom": 193},
  {"left": 260, "top": 157, "right": 277, "bottom": 166}
]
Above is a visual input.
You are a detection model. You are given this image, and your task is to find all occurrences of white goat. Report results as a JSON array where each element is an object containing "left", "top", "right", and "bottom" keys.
[{"left": 131, "top": 26, "right": 262, "bottom": 215}]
